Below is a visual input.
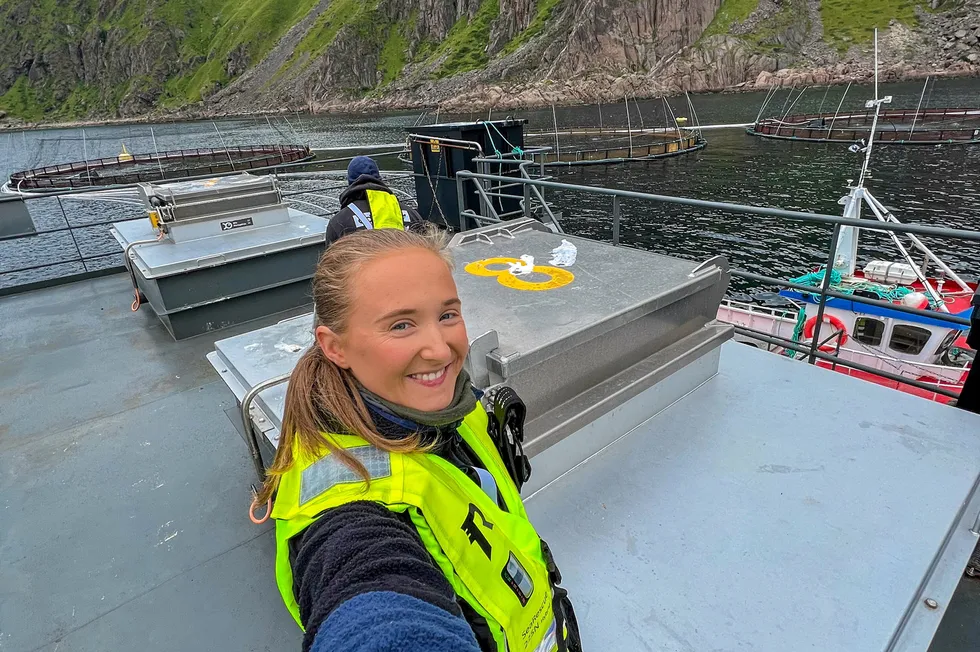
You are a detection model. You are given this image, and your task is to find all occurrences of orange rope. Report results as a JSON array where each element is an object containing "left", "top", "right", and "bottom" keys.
[
  {"left": 249, "top": 496, "right": 272, "bottom": 525},
  {"left": 129, "top": 231, "right": 164, "bottom": 312}
]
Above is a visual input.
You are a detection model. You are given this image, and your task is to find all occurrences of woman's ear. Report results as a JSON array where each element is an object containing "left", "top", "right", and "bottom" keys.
[{"left": 316, "top": 325, "right": 350, "bottom": 369}]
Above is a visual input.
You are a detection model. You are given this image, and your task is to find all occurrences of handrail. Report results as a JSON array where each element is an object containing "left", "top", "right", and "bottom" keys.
[
  {"left": 732, "top": 326, "right": 962, "bottom": 400},
  {"left": 456, "top": 170, "right": 980, "bottom": 242},
  {"left": 0, "top": 162, "right": 397, "bottom": 289},
  {"left": 240, "top": 372, "right": 291, "bottom": 479},
  {"left": 453, "top": 169, "right": 977, "bottom": 398}
]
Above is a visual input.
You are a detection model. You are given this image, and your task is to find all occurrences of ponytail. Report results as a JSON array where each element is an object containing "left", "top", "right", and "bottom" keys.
[{"left": 255, "top": 345, "right": 427, "bottom": 504}]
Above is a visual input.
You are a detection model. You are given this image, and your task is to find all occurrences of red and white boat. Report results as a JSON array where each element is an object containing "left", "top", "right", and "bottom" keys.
[{"left": 717, "top": 83, "right": 976, "bottom": 404}]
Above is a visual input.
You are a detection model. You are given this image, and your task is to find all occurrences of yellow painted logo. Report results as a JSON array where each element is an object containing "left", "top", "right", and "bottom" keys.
[
  {"left": 430, "top": 139, "right": 441, "bottom": 153},
  {"left": 464, "top": 257, "right": 574, "bottom": 292}
]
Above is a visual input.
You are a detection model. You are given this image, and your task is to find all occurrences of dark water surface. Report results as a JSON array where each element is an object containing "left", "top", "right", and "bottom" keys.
[{"left": 2, "top": 78, "right": 979, "bottom": 290}]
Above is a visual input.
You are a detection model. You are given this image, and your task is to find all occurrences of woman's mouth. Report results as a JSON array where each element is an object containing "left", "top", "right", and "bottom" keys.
[{"left": 408, "top": 364, "right": 451, "bottom": 388}]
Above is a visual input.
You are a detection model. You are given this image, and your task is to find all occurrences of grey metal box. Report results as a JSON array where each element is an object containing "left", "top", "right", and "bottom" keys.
[{"left": 208, "top": 219, "right": 731, "bottom": 459}]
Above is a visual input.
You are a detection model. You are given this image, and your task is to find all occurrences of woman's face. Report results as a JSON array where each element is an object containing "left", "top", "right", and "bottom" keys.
[{"left": 316, "top": 247, "right": 469, "bottom": 412}]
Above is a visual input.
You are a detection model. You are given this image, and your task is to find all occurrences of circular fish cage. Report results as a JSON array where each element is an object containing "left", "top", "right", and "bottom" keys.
[
  {"left": 6, "top": 144, "right": 314, "bottom": 192},
  {"left": 747, "top": 108, "right": 980, "bottom": 145},
  {"left": 525, "top": 127, "right": 705, "bottom": 165}
]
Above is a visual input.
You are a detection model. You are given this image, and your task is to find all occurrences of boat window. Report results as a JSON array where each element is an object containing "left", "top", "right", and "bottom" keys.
[
  {"left": 853, "top": 318, "right": 885, "bottom": 346},
  {"left": 888, "top": 324, "right": 932, "bottom": 355},
  {"left": 935, "top": 329, "right": 958, "bottom": 357}
]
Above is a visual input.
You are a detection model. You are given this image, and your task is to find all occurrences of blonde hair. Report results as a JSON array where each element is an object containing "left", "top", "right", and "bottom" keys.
[{"left": 255, "top": 226, "right": 454, "bottom": 504}]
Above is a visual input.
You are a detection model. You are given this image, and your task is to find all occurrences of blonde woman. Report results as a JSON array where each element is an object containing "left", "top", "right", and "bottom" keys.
[{"left": 253, "top": 228, "right": 581, "bottom": 652}]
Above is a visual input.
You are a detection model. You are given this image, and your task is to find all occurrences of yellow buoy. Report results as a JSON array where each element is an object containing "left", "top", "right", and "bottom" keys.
[
  {"left": 675, "top": 117, "right": 688, "bottom": 125},
  {"left": 118, "top": 142, "right": 133, "bottom": 162}
]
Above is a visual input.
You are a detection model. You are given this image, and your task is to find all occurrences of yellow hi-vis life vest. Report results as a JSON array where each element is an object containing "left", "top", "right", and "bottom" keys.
[
  {"left": 348, "top": 189, "right": 408, "bottom": 231},
  {"left": 271, "top": 405, "right": 561, "bottom": 652}
]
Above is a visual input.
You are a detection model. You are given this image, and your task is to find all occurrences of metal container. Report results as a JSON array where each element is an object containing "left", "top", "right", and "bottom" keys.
[
  {"left": 409, "top": 120, "right": 527, "bottom": 231},
  {"left": 208, "top": 219, "right": 731, "bottom": 474},
  {"left": 112, "top": 175, "right": 327, "bottom": 340}
]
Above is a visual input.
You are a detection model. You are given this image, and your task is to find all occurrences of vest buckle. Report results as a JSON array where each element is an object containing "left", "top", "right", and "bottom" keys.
[{"left": 485, "top": 386, "right": 532, "bottom": 490}]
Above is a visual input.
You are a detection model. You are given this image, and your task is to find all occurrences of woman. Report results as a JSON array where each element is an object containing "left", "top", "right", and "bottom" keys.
[{"left": 252, "top": 228, "right": 581, "bottom": 652}]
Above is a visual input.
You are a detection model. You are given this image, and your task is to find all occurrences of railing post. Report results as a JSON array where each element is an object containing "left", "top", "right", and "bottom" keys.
[
  {"left": 476, "top": 159, "right": 488, "bottom": 220},
  {"left": 456, "top": 173, "right": 467, "bottom": 231},
  {"left": 807, "top": 222, "right": 842, "bottom": 364},
  {"left": 523, "top": 176, "right": 531, "bottom": 219},
  {"left": 612, "top": 195, "right": 621, "bottom": 246},
  {"left": 57, "top": 196, "right": 87, "bottom": 273}
]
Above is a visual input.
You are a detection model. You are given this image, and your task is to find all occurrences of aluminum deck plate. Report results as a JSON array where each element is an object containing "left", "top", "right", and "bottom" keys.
[
  {"left": 111, "top": 208, "right": 326, "bottom": 279},
  {"left": 528, "top": 343, "right": 980, "bottom": 652},
  {"left": 3, "top": 275, "right": 979, "bottom": 651}
]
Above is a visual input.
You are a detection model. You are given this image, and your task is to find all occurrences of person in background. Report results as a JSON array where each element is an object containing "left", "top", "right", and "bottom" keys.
[
  {"left": 252, "top": 228, "right": 582, "bottom": 652},
  {"left": 325, "top": 156, "right": 424, "bottom": 245},
  {"left": 954, "top": 285, "right": 979, "bottom": 414},
  {"left": 958, "top": 286, "right": 980, "bottom": 577}
]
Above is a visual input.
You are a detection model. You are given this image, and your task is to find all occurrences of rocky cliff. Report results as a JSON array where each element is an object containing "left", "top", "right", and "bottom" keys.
[{"left": 0, "top": 0, "right": 976, "bottom": 123}]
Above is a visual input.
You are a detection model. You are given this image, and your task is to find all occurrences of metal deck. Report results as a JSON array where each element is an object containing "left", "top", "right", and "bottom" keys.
[{"left": 2, "top": 274, "right": 980, "bottom": 651}]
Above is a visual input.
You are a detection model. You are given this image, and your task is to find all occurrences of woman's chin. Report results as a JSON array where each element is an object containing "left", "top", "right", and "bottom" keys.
[{"left": 401, "top": 374, "right": 458, "bottom": 412}]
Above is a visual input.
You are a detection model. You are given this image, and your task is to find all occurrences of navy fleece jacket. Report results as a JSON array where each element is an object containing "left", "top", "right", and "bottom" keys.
[
  {"left": 310, "top": 591, "right": 481, "bottom": 652},
  {"left": 291, "top": 401, "right": 490, "bottom": 652}
]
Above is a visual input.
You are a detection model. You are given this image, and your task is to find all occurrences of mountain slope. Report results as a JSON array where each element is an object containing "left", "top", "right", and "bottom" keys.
[{"left": 0, "top": 0, "right": 971, "bottom": 122}]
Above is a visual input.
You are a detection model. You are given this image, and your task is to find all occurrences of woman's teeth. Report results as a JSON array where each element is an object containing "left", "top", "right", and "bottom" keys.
[{"left": 411, "top": 367, "right": 446, "bottom": 382}]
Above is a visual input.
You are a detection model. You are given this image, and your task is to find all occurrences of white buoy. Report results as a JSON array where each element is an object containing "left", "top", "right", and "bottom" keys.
[{"left": 901, "top": 292, "right": 929, "bottom": 310}]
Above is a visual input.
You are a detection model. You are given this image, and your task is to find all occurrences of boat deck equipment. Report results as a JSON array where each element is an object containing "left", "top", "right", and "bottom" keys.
[{"left": 110, "top": 173, "right": 326, "bottom": 340}]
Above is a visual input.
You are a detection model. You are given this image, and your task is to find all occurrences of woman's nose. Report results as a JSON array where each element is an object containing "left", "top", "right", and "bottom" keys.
[{"left": 418, "top": 323, "right": 452, "bottom": 361}]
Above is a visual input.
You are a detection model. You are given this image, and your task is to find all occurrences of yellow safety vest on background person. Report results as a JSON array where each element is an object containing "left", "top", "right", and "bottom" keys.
[
  {"left": 348, "top": 189, "right": 408, "bottom": 230},
  {"left": 272, "top": 405, "right": 565, "bottom": 652}
]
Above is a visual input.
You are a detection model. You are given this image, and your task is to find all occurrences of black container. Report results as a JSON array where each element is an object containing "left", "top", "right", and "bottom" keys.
[
  {"left": 408, "top": 120, "right": 527, "bottom": 232},
  {"left": 0, "top": 199, "right": 36, "bottom": 239}
]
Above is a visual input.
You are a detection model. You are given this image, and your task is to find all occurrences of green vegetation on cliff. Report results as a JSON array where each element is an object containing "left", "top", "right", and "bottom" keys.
[
  {"left": 0, "top": 0, "right": 965, "bottom": 121},
  {"left": 701, "top": 0, "right": 760, "bottom": 40},
  {"left": 432, "top": 0, "right": 500, "bottom": 78},
  {"left": 705, "top": 0, "right": 938, "bottom": 53},
  {"left": 820, "top": 0, "right": 923, "bottom": 51},
  {"left": 0, "top": 0, "right": 322, "bottom": 118},
  {"left": 500, "top": 0, "right": 563, "bottom": 56}
]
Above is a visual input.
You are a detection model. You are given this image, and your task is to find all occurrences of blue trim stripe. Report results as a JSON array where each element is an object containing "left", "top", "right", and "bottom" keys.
[{"left": 779, "top": 290, "right": 971, "bottom": 330}]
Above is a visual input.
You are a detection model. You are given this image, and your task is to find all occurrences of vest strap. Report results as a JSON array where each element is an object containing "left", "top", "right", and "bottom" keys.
[{"left": 348, "top": 203, "right": 373, "bottom": 230}]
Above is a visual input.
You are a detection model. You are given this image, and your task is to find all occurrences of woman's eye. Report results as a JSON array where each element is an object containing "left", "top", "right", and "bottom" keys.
[
  {"left": 440, "top": 311, "right": 460, "bottom": 321},
  {"left": 390, "top": 321, "right": 412, "bottom": 332}
]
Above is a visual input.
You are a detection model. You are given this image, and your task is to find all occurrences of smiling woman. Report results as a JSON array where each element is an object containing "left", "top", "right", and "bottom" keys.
[{"left": 253, "top": 227, "right": 582, "bottom": 652}]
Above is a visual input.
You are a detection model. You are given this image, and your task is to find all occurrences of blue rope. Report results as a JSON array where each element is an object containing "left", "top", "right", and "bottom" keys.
[
  {"left": 484, "top": 120, "right": 524, "bottom": 156},
  {"left": 482, "top": 122, "right": 503, "bottom": 158},
  {"left": 785, "top": 309, "right": 807, "bottom": 357}
]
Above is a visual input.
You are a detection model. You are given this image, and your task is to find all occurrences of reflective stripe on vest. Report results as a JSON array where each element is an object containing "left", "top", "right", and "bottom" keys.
[
  {"left": 271, "top": 405, "right": 559, "bottom": 652},
  {"left": 347, "top": 190, "right": 409, "bottom": 231}
]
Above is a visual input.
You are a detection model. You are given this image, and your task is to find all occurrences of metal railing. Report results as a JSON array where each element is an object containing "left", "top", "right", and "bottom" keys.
[
  {"left": 0, "top": 151, "right": 405, "bottom": 296},
  {"left": 454, "top": 169, "right": 977, "bottom": 400}
]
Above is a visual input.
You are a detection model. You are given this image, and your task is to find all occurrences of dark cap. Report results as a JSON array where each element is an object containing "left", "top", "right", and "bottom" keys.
[{"left": 347, "top": 156, "right": 381, "bottom": 185}]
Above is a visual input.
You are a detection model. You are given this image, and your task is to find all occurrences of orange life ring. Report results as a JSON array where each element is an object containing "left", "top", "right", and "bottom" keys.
[{"left": 803, "top": 314, "right": 849, "bottom": 352}]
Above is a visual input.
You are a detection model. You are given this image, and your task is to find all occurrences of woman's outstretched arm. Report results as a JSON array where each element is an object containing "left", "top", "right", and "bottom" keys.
[
  {"left": 310, "top": 591, "right": 483, "bottom": 652},
  {"left": 292, "top": 500, "right": 481, "bottom": 652}
]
